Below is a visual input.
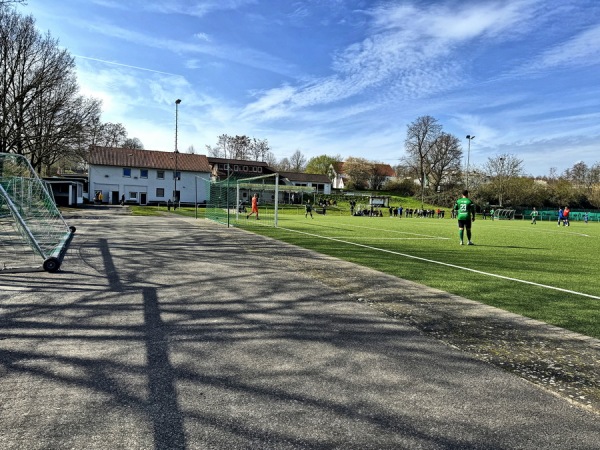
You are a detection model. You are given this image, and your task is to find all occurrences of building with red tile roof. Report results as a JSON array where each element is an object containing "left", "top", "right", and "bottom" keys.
[{"left": 88, "top": 146, "right": 211, "bottom": 205}]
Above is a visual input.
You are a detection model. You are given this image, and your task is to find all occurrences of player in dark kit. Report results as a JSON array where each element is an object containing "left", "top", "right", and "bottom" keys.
[{"left": 454, "top": 189, "right": 476, "bottom": 246}]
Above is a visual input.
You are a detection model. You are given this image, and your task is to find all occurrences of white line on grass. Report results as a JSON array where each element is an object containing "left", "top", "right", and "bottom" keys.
[
  {"left": 335, "top": 237, "right": 450, "bottom": 240},
  {"left": 280, "top": 227, "right": 600, "bottom": 300}
]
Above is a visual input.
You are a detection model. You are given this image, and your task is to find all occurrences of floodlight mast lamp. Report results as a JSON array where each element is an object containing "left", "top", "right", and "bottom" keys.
[
  {"left": 174, "top": 99, "right": 181, "bottom": 203},
  {"left": 465, "top": 135, "right": 475, "bottom": 189}
]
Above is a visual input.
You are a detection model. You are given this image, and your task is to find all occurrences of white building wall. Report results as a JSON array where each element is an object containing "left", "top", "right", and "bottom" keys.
[{"left": 89, "top": 164, "right": 211, "bottom": 204}]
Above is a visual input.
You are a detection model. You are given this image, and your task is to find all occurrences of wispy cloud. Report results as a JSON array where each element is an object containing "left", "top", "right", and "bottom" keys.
[
  {"left": 84, "top": 22, "right": 297, "bottom": 77},
  {"left": 92, "top": 0, "right": 258, "bottom": 17},
  {"left": 523, "top": 24, "right": 600, "bottom": 72},
  {"left": 242, "top": 1, "right": 537, "bottom": 121}
]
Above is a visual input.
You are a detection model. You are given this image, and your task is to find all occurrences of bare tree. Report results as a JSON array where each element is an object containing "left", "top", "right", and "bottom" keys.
[
  {"left": 276, "top": 157, "right": 292, "bottom": 172},
  {"left": 403, "top": 116, "right": 442, "bottom": 204},
  {"left": 564, "top": 161, "right": 600, "bottom": 194},
  {"left": 249, "top": 138, "right": 270, "bottom": 161},
  {"left": 289, "top": 149, "right": 306, "bottom": 172},
  {"left": 484, "top": 153, "right": 524, "bottom": 206},
  {"left": 427, "top": 132, "right": 462, "bottom": 192},
  {"left": 1, "top": 6, "right": 103, "bottom": 172},
  {"left": 263, "top": 151, "right": 277, "bottom": 168},
  {"left": 123, "top": 137, "right": 144, "bottom": 150}
]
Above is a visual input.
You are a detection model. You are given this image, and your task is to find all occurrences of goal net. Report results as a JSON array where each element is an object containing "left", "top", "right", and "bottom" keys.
[
  {"left": 236, "top": 173, "right": 280, "bottom": 227},
  {"left": 204, "top": 172, "right": 316, "bottom": 228},
  {"left": 0, "top": 153, "right": 75, "bottom": 272}
]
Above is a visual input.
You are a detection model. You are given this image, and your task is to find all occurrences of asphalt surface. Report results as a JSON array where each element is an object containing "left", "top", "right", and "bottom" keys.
[{"left": 1, "top": 207, "right": 599, "bottom": 450}]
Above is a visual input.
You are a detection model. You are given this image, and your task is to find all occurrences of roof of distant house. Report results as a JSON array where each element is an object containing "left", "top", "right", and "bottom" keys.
[
  {"left": 279, "top": 172, "right": 331, "bottom": 183},
  {"left": 88, "top": 147, "right": 211, "bottom": 173},
  {"left": 207, "top": 157, "right": 270, "bottom": 167}
]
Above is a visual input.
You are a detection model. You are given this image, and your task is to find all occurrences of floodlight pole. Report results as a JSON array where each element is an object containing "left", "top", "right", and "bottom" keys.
[
  {"left": 466, "top": 135, "right": 475, "bottom": 189},
  {"left": 499, "top": 157, "right": 505, "bottom": 206},
  {"left": 174, "top": 99, "right": 181, "bottom": 205}
]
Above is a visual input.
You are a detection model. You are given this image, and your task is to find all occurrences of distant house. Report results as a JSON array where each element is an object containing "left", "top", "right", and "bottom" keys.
[
  {"left": 328, "top": 162, "right": 347, "bottom": 190},
  {"left": 207, "top": 157, "right": 275, "bottom": 180},
  {"left": 328, "top": 161, "right": 396, "bottom": 190},
  {"left": 88, "top": 146, "right": 212, "bottom": 205},
  {"left": 371, "top": 163, "right": 396, "bottom": 189},
  {"left": 279, "top": 172, "right": 332, "bottom": 203}
]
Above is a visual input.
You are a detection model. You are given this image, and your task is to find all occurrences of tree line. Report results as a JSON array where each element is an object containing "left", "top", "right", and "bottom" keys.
[{"left": 0, "top": 4, "right": 140, "bottom": 174}]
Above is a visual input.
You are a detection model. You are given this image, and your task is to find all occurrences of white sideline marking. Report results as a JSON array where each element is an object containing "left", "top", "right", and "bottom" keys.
[
  {"left": 336, "top": 237, "right": 449, "bottom": 241},
  {"left": 280, "top": 227, "right": 600, "bottom": 300}
]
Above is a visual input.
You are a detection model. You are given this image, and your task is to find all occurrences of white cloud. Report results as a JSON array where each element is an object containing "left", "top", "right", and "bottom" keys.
[{"left": 528, "top": 24, "right": 600, "bottom": 71}]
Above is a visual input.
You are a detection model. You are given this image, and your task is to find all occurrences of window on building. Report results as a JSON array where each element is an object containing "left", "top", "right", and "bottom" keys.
[
  {"left": 243, "top": 166, "right": 248, "bottom": 171},
  {"left": 129, "top": 192, "right": 138, "bottom": 199},
  {"left": 157, "top": 170, "right": 165, "bottom": 179},
  {"left": 234, "top": 165, "right": 239, "bottom": 171},
  {"left": 258, "top": 167, "right": 262, "bottom": 173},
  {"left": 123, "top": 168, "right": 131, "bottom": 177},
  {"left": 173, "top": 171, "right": 181, "bottom": 180},
  {"left": 156, "top": 188, "right": 164, "bottom": 197},
  {"left": 140, "top": 169, "right": 148, "bottom": 179},
  {"left": 252, "top": 166, "right": 257, "bottom": 172}
]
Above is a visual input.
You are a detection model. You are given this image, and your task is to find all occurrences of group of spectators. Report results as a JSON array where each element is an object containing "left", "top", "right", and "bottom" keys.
[{"left": 349, "top": 204, "right": 447, "bottom": 218}]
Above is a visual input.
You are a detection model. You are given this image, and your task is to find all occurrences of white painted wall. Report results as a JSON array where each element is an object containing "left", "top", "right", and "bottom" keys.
[{"left": 89, "top": 164, "right": 210, "bottom": 204}]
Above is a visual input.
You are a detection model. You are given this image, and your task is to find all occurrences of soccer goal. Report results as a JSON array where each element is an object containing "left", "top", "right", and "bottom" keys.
[
  {"left": 0, "top": 153, "right": 75, "bottom": 272},
  {"left": 236, "top": 173, "right": 280, "bottom": 227},
  {"left": 493, "top": 208, "right": 516, "bottom": 220}
]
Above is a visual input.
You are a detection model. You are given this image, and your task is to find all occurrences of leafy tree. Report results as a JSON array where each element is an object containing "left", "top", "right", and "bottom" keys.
[
  {"left": 343, "top": 157, "right": 372, "bottom": 190},
  {"left": 305, "top": 154, "right": 340, "bottom": 175},
  {"left": 368, "top": 163, "right": 390, "bottom": 190}
]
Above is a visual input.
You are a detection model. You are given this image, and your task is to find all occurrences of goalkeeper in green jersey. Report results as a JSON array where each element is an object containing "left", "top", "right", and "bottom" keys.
[{"left": 453, "top": 190, "right": 476, "bottom": 246}]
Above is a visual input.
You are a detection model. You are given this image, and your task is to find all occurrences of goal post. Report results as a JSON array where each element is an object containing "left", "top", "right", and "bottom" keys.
[
  {"left": 204, "top": 172, "right": 316, "bottom": 228},
  {"left": 236, "top": 173, "right": 280, "bottom": 227},
  {"left": 0, "top": 153, "right": 76, "bottom": 272}
]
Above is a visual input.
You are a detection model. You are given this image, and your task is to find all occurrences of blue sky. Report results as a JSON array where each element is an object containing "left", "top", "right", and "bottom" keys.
[{"left": 18, "top": 0, "right": 600, "bottom": 176}]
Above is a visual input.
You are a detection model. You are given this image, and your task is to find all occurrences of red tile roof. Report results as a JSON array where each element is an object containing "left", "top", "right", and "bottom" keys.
[{"left": 88, "top": 146, "right": 211, "bottom": 173}]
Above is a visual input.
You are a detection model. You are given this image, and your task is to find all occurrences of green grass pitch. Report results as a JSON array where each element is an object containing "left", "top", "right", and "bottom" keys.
[{"left": 241, "top": 211, "right": 600, "bottom": 340}]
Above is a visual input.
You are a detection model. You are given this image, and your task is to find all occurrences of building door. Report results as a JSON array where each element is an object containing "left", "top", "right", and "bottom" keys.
[
  {"left": 140, "top": 192, "right": 147, "bottom": 205},
  {"left": 111, "top": 191, "right": 119, "bottom": 205}
]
